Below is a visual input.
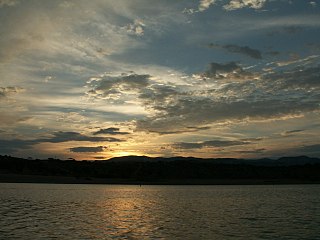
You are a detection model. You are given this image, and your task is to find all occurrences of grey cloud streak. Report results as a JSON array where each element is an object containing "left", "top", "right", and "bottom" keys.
[
  {"left": 209, "top": 43, "right": 262, "bottom": 59},
  {"left": 136, "top": 62, "right": 320, "bottom": 134},
  {"left": 223, "top": 0, "right": 267, "bottom": 11},
  {"left": 86, "top": 73, "right": 151, "bottom": 101},
  {"left": 200, "top": 62, "right": 256, "bottom": 80},
  {"left": 0, "top": 86, "right": 24, "bottom": 99},
  {"left": 70, "top": 146, "right": 106, "bottom": 153},
  {"left": 173, "top": 139, "right": 250, "bottom": 149},
  {"left": 85, "top": 62, "right": 320, "bottom": 135},
  {"left": 93, "top": 128, "right": 130, "bottom": 135},
  {"left": 0, "top": 131, "right": 124, "bottom": 153},
  {"left": 47, "top": 132, "right": 123, "bottom": 143},
  {"left": 0, "top": 0, "right": 18, "bottom": 8}
]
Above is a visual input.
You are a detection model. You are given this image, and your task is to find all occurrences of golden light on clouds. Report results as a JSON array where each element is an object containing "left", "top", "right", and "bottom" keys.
[{"left": 0, "top": 0, "right": 319, "bottom": 159}]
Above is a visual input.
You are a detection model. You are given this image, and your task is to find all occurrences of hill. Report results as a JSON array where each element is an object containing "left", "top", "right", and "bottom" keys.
[{"left": 0, "top": 155, "right": 320, "bottom": 184}]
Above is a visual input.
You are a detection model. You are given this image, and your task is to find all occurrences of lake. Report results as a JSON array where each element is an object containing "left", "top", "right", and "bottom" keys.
[{"left": 0, "top": 184, "right": 320, "bottom": 239}]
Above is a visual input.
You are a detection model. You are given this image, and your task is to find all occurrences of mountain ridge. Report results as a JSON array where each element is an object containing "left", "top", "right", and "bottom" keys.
[{"left": 1, "top": 155, "right": 320, "bottom": 184}]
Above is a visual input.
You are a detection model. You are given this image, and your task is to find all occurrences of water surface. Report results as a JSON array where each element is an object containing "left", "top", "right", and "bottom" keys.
[{"left": 1, "top": 184, "right": 320, "bottom": 239}]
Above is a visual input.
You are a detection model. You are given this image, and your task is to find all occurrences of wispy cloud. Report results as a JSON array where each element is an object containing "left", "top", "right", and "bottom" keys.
[
  {"left": 0, "top": 0, "right": 18, "bottom": 8},
  {"left": 136, "top": 60, "right": 320, "bottom": 134},
  {"left": 0, "top": 86, "right": 24, "bottom": 99},
  {"left": 46, "top": 131, "right": 124, "bottom": 143},
  {"left": 93, "top": 128, "right": 130, "bottom": 135},
  {"left": 86, "top": 73, "right": 151, "bottom": 102},
  {"left": 126, "top": 19, "right": 145, "bottom": 36},
  {"left": 173, "top": 139, "right": 250, "bottom": 149},
  {"left": 197, "top": 62, "right": 257, "bottom": 81},
  {"left": 223, "top": 0, "right": 267, "bottom": 11},
  {"left": 281, "top": 129, "right": 305, "bottom": 136},
  {"left": 0, "top": 131, "right": 124, "bottom": 153},
  {"left": 208, "top": 43, "right": 262, "bottom": 59},
  {"left": 199, "top": 0, "right": 217, "bottom": 11},
  {"left": 70, "top": 146, "right": 106, "bottom": 153},
  {"left": 0, "top": 0, "right": 319, "bottom": 159}
]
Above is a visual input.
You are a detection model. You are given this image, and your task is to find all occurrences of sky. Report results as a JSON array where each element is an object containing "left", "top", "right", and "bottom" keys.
[{"left": 0, "top": 0, "right": 319, "bottom": 160}]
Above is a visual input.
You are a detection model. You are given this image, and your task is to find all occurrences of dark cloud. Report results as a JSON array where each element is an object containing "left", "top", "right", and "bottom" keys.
[
  {"left": 287, "top": 129, "right": 304, "bottom": 134},
  {"left": 265, "top": 65, "right": 320, "bottom": 89},
  {"left": 266, "top": 51, "right": 281, "bottom": 56},
  {"left": 86, "top": 73, "right": 151, "bottom": 101},
  {"left": 136, "top": 64, "right": 320, "bottom": 134},
  {"left": 0, "top": 113, "right": 31, "bottom": 125},
  {"left": 137, "top": 97, "right": 319, "bottom": 134},
  {"left": 70, "top": 146, "right": 106, "bottom": 153},
  {"left": 200, "top": 62, "right": 256, "bottom": 80},
  {"left": 0, "top": 131, "right": 123, "bottom": 153},
  {"left": 300, "top": 144, "right": 320, "bottom": 154},
  {"left": 307, "top": 43, "right": 320, "bottom": 51},
  {"left": 142, "top": 126, "right": 211, "bottom": 135},
  {"left": 209, "top": 43, "right": 262, "bottom": 59},
  {"left": 0, "top": 0, "right": 19, "bottom": 8},
  {"left": 173, "top": 139, "right": 250, "bottom": 149},
  {"left": 282, "top": 129, "right": 305, "bottom": 136},
  {"left": 93, "top": 127, "right": 129, "bottom": 135},
  {"left": 241, "top": 137, "right": 264, "bottom": 142},
  {"left": 236, "top": 148, "right": 266, "bottom": 154},
  {"left": 139, "top": 84, "right": 180, "bottom": 105},
  {"left": 0, "top": 139, "right": 34, "bottom": 153},
  {"left": 0, "top": 86, "right": 23, "bottom": 99},
  {"left": 47, "top": 131, "right": 123, "bottom": 143},
  {"left": 267, "top": 26, "right": 303, "bottom": 36}
]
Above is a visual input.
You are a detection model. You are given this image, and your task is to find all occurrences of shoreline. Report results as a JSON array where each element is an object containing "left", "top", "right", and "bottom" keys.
[{"left": 1, "top": 173, "right": 319, "bottom": 185}]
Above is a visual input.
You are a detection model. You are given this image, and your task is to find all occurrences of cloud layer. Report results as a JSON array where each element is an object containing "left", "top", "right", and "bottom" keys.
[
  {"left": 0, "top": 0, "right": 319, "bottom": 159},
  {"left": 209, "top": 43, "right": 262, "bottom": 59}
]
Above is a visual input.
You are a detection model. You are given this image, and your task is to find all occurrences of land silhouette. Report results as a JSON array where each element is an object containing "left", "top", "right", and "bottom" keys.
[{"left": 0, "top": 155, "right": 320, "bottom": 184}]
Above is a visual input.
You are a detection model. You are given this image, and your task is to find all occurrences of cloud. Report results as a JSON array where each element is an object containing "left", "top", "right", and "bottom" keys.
[
  {"left": 267, "top": 26, "right": 303, "bottom": 37},
  {"left": 300, "top": 144, "right": 320, "bottom": 154},
  {"left": 173, "top": 139, "right": 250, "bottom": 149},
  {"left": 0, "top": 0, "right": 18, "bottom": 7},
  {"left": 266, "top": 51, "right": 280, "bottom": 56},
  {"left": 70, "top": 146, "right": 106, "bottom": 153},
  {"left": 223, "top": 0, "right": 267, "bottom": 11},
  {"left": 281, "top": 129, "right": 305, "bottom": 136},
  {"left": 0, "top": 131, "right": 123, "bottom": 153},
  {"left": 183, "top": 0, "right": 217, "bottom": 14},
  {"left": 0, "top": 114, "right": 31, "bottom": 125},
  {"left": 47, "top": 131, "right": 123, "bottom": 143},
  {"left": 86, "top": 73, "right": 151, "bottom": 102},
  {"left": 265, "top": 64, "right": 320, "bottom": 88},
  {"left": 236, "top": 148, "right": 266, "bottom": 154},
  {"left": 198, "top": 62, "right": 256, "bottom": 81},
  {"left": 93, "top": 127, "right": 130, "bottom": 135},
  {"left": 136, "top": 61, "right": 320, "bottom": 134},
  {"left": 0, "top": 86, "right": 24, "bottom": 99},
  {"left": 310, "top": 1, "right": 317, "bottom": 7},
  {"left": 209, "top": 43, "right": 262, "bottom": 59},
  {"left": 0, "top": 139, "right": 34, "bottom": 152},
  {"left": 274, "top": 55, "right": 319, "bottom": 67},
  {"left": 185, "top": 0, "right": 269, "bottom": 13},
  {"left": 199, "top": 0, "right": 217, "bottom": 11},
  {"left": 126, "top": 19, "right": 145, "bottom": 36}
]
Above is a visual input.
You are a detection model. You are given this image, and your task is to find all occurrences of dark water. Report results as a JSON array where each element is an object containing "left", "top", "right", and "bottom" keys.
[{"left": 0, "top": 184, "right": 320, "bottom": 239}]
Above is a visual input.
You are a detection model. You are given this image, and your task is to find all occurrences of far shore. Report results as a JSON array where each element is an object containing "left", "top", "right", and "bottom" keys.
[{"left": 1, "top": 173, "right": 319, "bottom": 185}]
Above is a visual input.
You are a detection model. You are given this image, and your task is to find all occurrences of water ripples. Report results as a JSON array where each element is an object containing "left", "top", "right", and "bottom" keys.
[{"left": 1, "top": 184, "right": 320, "bottom": 239}]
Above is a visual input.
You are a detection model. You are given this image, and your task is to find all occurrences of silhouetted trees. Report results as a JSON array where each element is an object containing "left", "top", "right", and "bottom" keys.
[{"left": 0, "top": 155, "right": 319, "bottom": 182}]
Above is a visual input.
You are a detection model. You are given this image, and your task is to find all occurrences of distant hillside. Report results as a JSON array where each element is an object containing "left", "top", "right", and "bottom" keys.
[
  {"left": 0, "top": 155, "right": 320, "bottom": 184},
  {"left": 109, "top": 155, "right": 320, "bottom": 166}
]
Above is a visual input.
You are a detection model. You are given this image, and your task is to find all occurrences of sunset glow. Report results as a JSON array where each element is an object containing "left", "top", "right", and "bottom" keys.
[{"left": 0, "top": 0, "right": 319, "bottom": 160}]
